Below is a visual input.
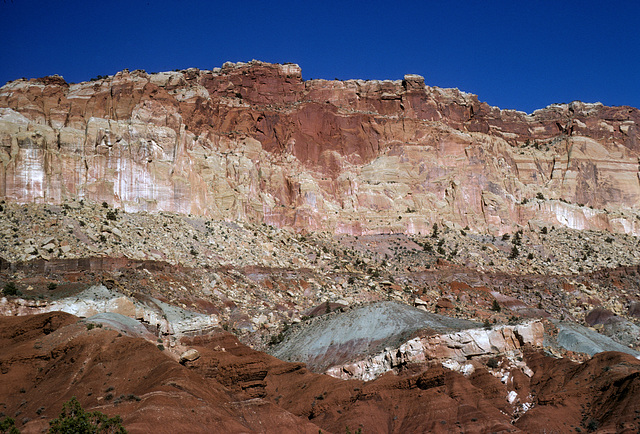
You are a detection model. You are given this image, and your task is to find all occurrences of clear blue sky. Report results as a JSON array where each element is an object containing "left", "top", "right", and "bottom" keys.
[{"left": 1, "top": 0, "right": 639, "bottom": 114}]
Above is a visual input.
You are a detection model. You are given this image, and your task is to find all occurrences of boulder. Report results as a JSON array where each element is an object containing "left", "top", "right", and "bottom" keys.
[{"left": 179, "top": 349, "right": 200, "bottom": 364}]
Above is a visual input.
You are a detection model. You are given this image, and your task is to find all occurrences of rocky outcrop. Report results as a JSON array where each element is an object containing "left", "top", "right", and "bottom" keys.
[
  {"left": 269, "top": 301, "right": 480, "bottom": 371},
  {"left": 551, "top": 320, "right": 640, "bottom": 357},
  {"left": 1, "top": 61, "right": 639, "bottom": 235},
  {"left": 270, "top": 301, "right": 546, "bottom": 382},
  {"left": 0, "top": 284, "right": 218, "bottom": 337},
  {"left": 325, "top": 321, "right": 544, "bottom": 381}
]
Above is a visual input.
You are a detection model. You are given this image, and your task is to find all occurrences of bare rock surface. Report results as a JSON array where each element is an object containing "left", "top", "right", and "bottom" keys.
[
  {"left": 85, "top": 312, "right": 156, "bottom": 340},
  {"left": 270, "top": 301, "right": 479, "bottom": 371},
  {"left": 1, "top": 62, "right": 639, "bottom": 235},
  {"left": 1, "top": 284, "right": 218, "bottom": 337},
  {"left": 551, "top": 320, "right": 640, "bottom": 357}
]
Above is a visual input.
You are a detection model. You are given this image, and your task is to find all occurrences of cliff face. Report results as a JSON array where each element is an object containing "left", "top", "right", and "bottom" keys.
[{"left": 1, "top": 61, "right": 639, "bottom": 234}]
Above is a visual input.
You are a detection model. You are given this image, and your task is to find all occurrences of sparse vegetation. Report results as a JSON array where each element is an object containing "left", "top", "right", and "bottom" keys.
[
  {"left": 48, "top": 396, "right": 127, "bottom": 433},
  {"left": 268, "top": 322, "right": 290, "bottom": 346},
  {"left": 486, "top": 357, "right": 499, "bottom": 369},
  {"left": 2, "top": 282, "right": 19, "bottom": 297},
  {"left": 491, "top": 299, "right": 501, "bottom": 312},
  {"left": 0, "top": 416, "right": 19, "bottom": 434},
  {"left": 509, "top": 245, "right": 520, "bottom": 259}
]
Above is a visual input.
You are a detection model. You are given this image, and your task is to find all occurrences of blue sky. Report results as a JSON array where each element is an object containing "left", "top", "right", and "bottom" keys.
[{"left": 1, "top": 0, "right": 638, "bottom": 113}]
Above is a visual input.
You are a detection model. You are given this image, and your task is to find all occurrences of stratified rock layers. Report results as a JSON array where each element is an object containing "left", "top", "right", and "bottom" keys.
[{"left": 1, "top": 61, "right": 639, "bottom": 234}]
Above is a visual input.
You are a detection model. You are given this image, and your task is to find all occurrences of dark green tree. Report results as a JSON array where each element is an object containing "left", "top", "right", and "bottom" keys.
[
  {"left": 2, "top": 282, "right": 19, "bottom": 296},
  {"left": 48, "top": 397, "right": 126, "bottom": 434},
  {"left": 491, "top": 299, "right": 501, "bottom": 312},
  {"left": 0, "top": 417, "right": 20, "bottom": 434},
  {"left": 509, "top": 245, "right": 520, "bottom": 259}
]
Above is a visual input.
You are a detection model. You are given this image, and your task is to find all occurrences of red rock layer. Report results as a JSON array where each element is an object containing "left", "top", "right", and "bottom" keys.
[{"left": 1, "top": 61, "right": 639, "bottom": 234}]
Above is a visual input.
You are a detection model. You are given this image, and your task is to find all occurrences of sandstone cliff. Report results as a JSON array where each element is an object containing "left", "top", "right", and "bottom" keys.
[{"left": 1, "top": 61, "right": 639, "bottom": 234}]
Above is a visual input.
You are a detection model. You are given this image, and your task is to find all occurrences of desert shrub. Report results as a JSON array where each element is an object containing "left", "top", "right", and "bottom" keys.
[
  {"left": 585, "top": 419, "right": 599, "bottom": 432},
  {"left": 2, "top": 282, "right": 19, "bottom": 297},
  {"left": 512, "top": 230, "right": 522, "bottom": 245},
  {"left": 106, "top": 210, "right": 117, "bottom": 221},
  {"left": 268, "top": 332, "right": 285, "bottom": 346},
  {"left": 0, "top": 416, "right": 20, "bottom": 434},
  {"left": 48, "top": 396, "right": 126, "bottom": 433},
  {"left": 47, "top": 282, "right": 58, "bottom": 291},
  {"left": 491, "top": 300, "right": 501, "bottom": 312},
  {"left": 486, "top": 357, "right": 499, "bottom": 369},
  {"left": 509, "top": 245, "right": 520, "bottom": 259}
]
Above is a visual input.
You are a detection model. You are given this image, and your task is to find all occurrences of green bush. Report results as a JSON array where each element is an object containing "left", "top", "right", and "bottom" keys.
[
  {"left": 0, "top": 416, "right": 20, "bottom": 434},
  {"left": 509, "top": 245, "right": 520, "bottom": 259},
  {"left": 491, "top": 299, "right": 501, "bottom": 312},
  {"left": 48, "top": 396, "right": 126, "bottom": 433},
  {"left": 2, "top": 282, "right": 19, "bottom": 297},
  {"left": 486, "top": 357, "right": 499, "bottom": 369}
]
